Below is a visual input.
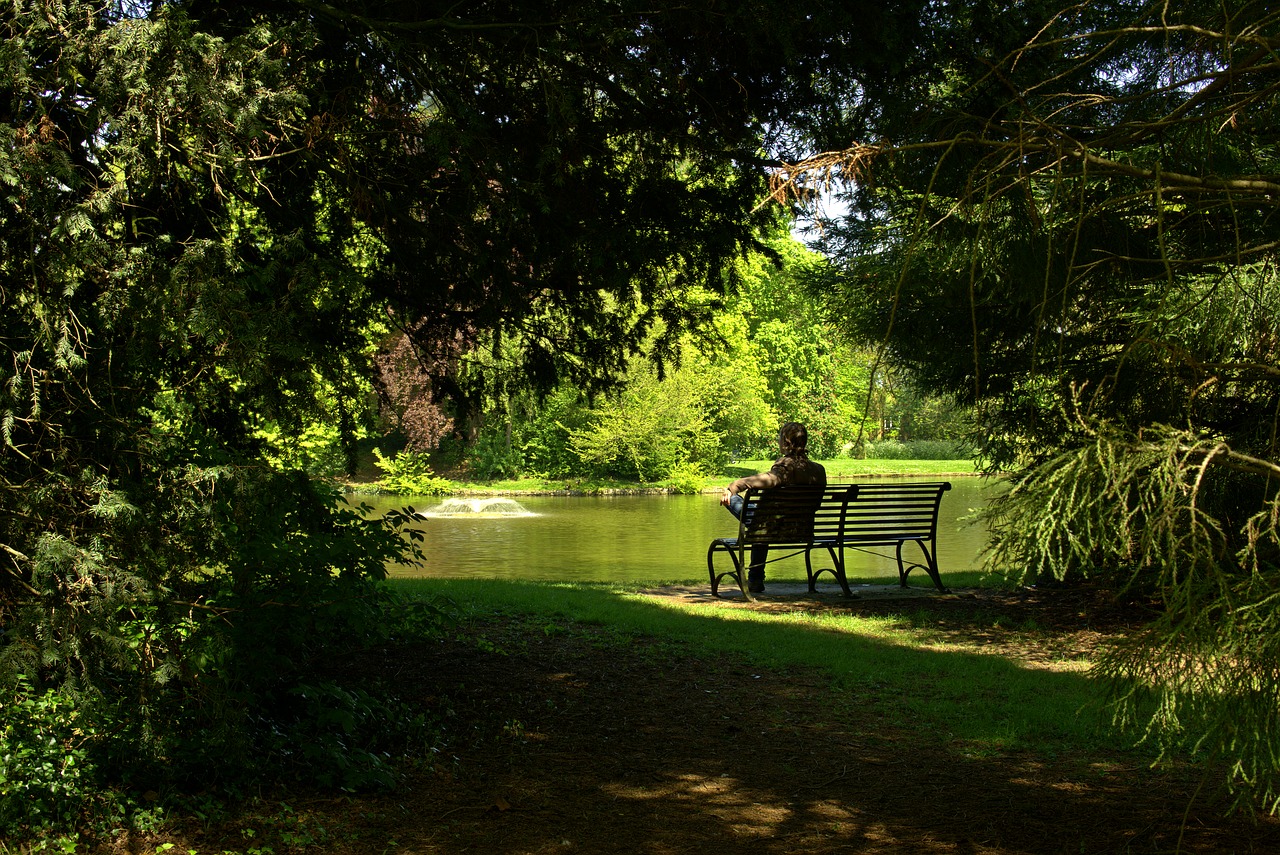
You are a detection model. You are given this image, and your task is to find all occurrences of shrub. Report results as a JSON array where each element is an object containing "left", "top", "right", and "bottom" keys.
[
  {"left": 0, "top": 676, "right": 108, "bottom": 839},
  {"left": 662, "top": 462, "right": 711, "bottom": 494},
  {"left": 467, "top": 428, "right": 524, "bottom": 480},
  {"left": 373, "top": 448, "right": 454, "bottom": 495},
  {"left": 864, "top": 439, "right": 972, "bottom": 460},
  {"left": 1, "top": 469, "right": 453, "bottom": 841}
]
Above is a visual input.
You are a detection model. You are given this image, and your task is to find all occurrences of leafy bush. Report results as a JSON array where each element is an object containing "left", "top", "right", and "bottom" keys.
[
  {"left": 662, "top": 462, "right": 711, "bottom": 494},
  {"left": 864, "top": 439, "right": 972, "bottom": 460},
  {"left": 0, "top": 592, "right": 454, "bottom": 840},
  {"left": 0, "top": 677, "right": 103, "bottom": 838},
  {"left": 1, "top": 468, "right": 451, "bottom": 841},
  {"left": 512, "top": 384, "right": 593, "bottom": 479},
  {"left": 264, "top": 593, "right": 456, "bottom": 790},
  {"left": 568, "top": 369, "right": 726, "bottom": 482},
  {"left": 257, "top": 420, "right": 355, "bottom": 478},
  {"left": 467, "top": 428, "right": 524, "bottom": 480},
  {"left": 861, "top": 440, "right": 908, "bottom": 459},
  {"left": 373, "top": 448, "right": 454, "bottom": 495},
  {"left": 274, "top": 682, "right": 416, "bottom": 790}
]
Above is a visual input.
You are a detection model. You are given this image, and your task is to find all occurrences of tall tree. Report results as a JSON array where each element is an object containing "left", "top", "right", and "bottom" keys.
[
  {"left": 780, "top": 0, "right": 1280, "bottom": 809},
  {"left": 1, "top": 0, "right": 901, "bottom": 812},
  {"left": 1, "top": 1, "right": 431, "bottom": 799},
  {"left": 718, "top": 234, "right": 873, "bottom": 457}
]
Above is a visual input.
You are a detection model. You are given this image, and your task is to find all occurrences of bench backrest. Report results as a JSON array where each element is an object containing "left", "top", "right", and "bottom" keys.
[
  {"left": 740, "top": 485, "right": 855, "bottom": 544},
  {"left": 842, "top": 481, "right": 951, "bottom": 542}
]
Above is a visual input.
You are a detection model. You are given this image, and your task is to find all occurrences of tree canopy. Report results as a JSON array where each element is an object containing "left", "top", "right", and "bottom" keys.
[
  {"left": 781, "top": 0, "right": 1280, "bottom": 810},
  {"left": 1, "top": 0, "right": 910, "bottom": 829}
]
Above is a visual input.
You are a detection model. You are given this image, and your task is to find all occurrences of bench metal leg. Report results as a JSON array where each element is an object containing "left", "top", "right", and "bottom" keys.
[
  {"left": 707, "top": 541, "right": 755, "bottom": 601},
  {"left": 805, "top": 544, "right": 855, "bottom": 598},
  {"left": 895, "top": 540, "right": 950, "bottom": 593}
]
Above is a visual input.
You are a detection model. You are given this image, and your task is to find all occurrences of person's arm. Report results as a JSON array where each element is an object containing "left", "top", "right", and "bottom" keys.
[
  {"left": 720, "top": 471, "right": 782, "bottom": 505},
  {"left": 728, "top": 472, "right": 781, "bottom": 495}
]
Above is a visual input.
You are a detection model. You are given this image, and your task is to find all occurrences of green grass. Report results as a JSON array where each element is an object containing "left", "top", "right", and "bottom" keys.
[
  {"left": 722, "top": 458, "right": 979, "bottom": 481},
  {"left": 391, "top": 578, "right": 1132, "bottom": 760},
  {"left": 435, "top": 458, "right": 980, "bottom": 494}
]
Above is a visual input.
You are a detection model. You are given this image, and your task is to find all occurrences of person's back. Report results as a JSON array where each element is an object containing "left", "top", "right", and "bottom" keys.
[
  {"left": 769, "top": 452, "right": 825, "bottom": 488},
  {"left": 721, "top": 422, "right": 824, "bottom": 592}
]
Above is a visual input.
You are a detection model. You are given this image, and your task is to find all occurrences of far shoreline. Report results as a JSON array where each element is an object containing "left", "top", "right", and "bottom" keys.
[{"left": 341, "top": 459, "right": 991, "bottom": 497}]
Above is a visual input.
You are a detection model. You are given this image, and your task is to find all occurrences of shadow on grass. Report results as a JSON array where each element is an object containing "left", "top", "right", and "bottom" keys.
[
  {"left": 722, "top": 464, "right": 762, "bottom": 478},
  {"left": 355, "top": 578, "right": 1276, "bottom": 855},
  {"left": 391, "top": 578, "right": 1111, "bottom": 751}
]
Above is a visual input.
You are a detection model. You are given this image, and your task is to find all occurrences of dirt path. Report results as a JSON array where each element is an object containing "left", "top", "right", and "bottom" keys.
[{"left": 159, "top": 587, "right": 1280, "bottom": 855}]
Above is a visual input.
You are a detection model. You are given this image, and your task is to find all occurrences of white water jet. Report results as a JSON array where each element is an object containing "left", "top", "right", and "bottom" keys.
[{"left": 419, "top": 497, "right": 535, "bottom": 518}]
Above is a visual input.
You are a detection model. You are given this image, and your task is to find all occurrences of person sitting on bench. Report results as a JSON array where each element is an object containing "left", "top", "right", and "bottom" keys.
[{"left": 720, "top": 422, "right": 826, "bottom": 593}]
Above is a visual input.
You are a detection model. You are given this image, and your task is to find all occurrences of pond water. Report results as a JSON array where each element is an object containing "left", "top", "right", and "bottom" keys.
[{"left": 356, "top": 477, "right": 998, "bottom": 585}]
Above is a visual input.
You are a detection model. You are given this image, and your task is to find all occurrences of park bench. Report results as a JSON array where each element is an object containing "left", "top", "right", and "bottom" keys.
[{"left": 707, "top": 481, "right": 952, "bottom": 601}]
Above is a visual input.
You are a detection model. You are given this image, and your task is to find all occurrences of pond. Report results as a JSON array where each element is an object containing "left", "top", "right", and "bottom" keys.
[{"left": 356, "top": 477, "right": 998, "bottom": 585}]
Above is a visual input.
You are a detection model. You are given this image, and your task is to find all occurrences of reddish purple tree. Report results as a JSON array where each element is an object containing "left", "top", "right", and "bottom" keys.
[{"left": 373, "top": 325, "right": 459, "bottom": 451}]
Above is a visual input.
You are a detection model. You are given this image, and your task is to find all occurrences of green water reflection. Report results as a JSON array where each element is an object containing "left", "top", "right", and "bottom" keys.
[{"left": 358, "top": 477, "right": 996, "bottom": 584}]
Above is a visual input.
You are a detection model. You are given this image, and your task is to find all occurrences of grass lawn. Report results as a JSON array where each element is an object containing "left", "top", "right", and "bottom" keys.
[
  {"left": 62, "top": 577, "right": 1274, "bottom": 855},
  {"left": 390, "top": 577, "right": 1118, "bottom": 756},
  {"left": 448, "top": 458, "right": 982, "bottom": 494}
]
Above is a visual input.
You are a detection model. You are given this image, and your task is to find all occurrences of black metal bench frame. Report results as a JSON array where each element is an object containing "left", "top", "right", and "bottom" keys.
[{"left": 707, "top": 482, "right": 952, "bottom": 601}]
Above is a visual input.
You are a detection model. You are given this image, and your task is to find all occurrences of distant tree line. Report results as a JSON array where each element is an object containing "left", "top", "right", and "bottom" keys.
[{"left": 365, "top": 231, "right": 973, "bottom": 485}]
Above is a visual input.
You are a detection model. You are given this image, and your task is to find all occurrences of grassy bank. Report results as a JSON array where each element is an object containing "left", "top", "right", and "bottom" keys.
[
  {"left": 416, "top": 458, "right": 981, "bottom": 495},
  {"left": 390, "top": 578, "right": 1126, "bottom": 758},
  {"left": 726, "top": 458, "right": 979, "bottom": 481},
  {"left": 727, "top": 460, "right": 972, "bottom": 481}
]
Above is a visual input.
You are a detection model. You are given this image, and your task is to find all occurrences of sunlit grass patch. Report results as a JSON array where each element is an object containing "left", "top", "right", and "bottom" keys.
[{"left": 392, "top": 578, "right": 1127, "bottom": 756}]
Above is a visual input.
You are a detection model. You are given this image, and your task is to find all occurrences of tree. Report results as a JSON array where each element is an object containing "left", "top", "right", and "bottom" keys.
[
  {"left": 1, "top": 1, "right": 436, "bottom": 804},
  {"left": 568, "top": 363, "right": 725, "bottom": 482},
  {"left": 723, "top": 235, "right": 874, "bottom": 457},
  {"left": 2, "top": 0, "right": 903, "bottom": 824},
  {"left": 374, "top": 328, "right": 457, "bottom": 452},
  {"left": 778, "top": 0, "right": 1280, "bottom": 810},
  {"left": 506, "top": 231, "right": 888, "bottom": 480}
]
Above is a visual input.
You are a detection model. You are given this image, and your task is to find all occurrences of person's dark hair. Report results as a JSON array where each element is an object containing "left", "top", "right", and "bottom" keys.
[{"left": 778, "top": 422, "right": 809, "bottom": 458}]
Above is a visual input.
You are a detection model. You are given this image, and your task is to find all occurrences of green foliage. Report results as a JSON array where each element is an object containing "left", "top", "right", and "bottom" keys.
[
  {"left": 256, "top": 420, "right": 352, "bottom": 479},
  {"left": 661, "top": 462, "right": 713, "bottom": 494},
  {"left": 275, "top": 682, "right": 408, "bottom": 791},
  {"left": 569, "top": 362, "right": 728, "bottom": 482},
  {"left": 333, "top": 0, "right": 855, "bottom": 406},
  {"left": 863, "top": 440, "right": 973, "bottom": 461},
  {"left": 528, "top": 228, "right": 967, "bottom": 477},
  {"left": 372, "top": 448, "right": 453, "bottom": 496},
  {"left": 688, "top": 315, "right": 782, "bottom": 459},
  {"left": 511, "top": 385, "right": 593, "bottom": 479},
  {"left": 387, "top": 226, "right": 971, "bottom": 477},
  {"left": 0, "top": 677, "right": 102, "bottom": 838},
  {"left": 466, "top": 425, "right": 525, "bottom": 481},
  {"left": 983, "top": 418, "right": 1280, "bottom": 810},
  {"left": 722, "top": 236, "right": 872, "bottom": 458},
  {"left": 781, "top": 0, "right": 1280, "bottom": 812},
  {"left": 254, "top": 374, "right": 378, "bottom": 478},
  {"left": 1, "top": 464, "right": 438, "bottom": 829}
]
